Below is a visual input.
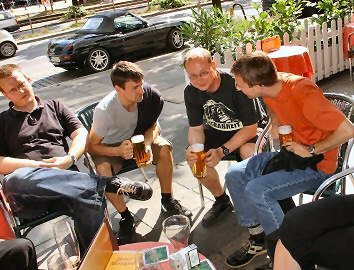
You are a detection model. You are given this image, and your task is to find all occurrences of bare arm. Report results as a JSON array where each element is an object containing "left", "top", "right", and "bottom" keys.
[
  {"left": 40, "top": 127, "right": 88, "bottom": 170},
  {"left": 86, "top": 130, "right": 133, "bottom": 160},
  {"left": 187, "top": 125, "right": 205, "bottom": 145},
  {"left": 0, "top": 156, "right": 41, "bottom": 175},
  {"left": 0, "top": 128, "right": 89, "bottom": 174},
  {"left": 144, "top": 123, "right": 160, "bottom": 146},
  {"left": 206, "top": 123, "right": 258, "bottom": 167}
]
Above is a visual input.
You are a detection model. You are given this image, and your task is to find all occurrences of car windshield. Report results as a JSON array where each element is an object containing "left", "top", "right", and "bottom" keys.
[{"left": 81, "top": 17, "right": 104, "bottom": 30}]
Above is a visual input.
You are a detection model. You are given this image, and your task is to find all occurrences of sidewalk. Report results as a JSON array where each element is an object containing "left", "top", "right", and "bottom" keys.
[
  {"left": 3, "top": 46, "right": 353, "bottom": 269},
  {"left": 21, "top": 48, "right": 353, "bottom": 270}
]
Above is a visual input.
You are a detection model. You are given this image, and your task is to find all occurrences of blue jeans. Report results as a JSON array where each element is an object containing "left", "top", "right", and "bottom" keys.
[
  {"left": 225, "top": 152, "right": 330, "bottom": 235},
  {"left": 2, "top": 167, "right": 107, "bottom": 254}
]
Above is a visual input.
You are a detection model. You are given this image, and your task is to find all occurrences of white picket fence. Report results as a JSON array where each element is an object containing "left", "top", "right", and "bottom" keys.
[{"left": 212, "top": 15, "right": 354, "bottom": 82}]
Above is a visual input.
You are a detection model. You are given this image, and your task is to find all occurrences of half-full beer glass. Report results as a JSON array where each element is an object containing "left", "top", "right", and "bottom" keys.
[
  {"left": 190, "top": 143, "right": 207, "bottom": 178},
  {"left": 278, "top": 125, "right": 293, "bottom": 146},
  {"left": 131, "top": 134, "right": 150, "bottom": 167}
]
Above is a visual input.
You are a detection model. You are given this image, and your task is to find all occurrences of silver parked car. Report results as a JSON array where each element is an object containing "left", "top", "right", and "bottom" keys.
[
  {"left": 0, "top": 29, "right": 17, "bottom": 57},
  {"left": 0, "top": 11, "right": 20, "bottom": 32}
]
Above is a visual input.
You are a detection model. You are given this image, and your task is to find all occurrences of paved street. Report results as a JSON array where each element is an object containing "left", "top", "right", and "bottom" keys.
[{"left": 1, "top": 1, "right": 353, "bottom": 269}]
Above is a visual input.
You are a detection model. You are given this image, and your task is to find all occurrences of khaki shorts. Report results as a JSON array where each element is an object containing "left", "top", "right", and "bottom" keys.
[{"left": 93, "top": 135, "right": 172, "bottom": 174}]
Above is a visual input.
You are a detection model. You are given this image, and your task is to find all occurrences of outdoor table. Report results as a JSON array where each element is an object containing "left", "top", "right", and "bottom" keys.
[
  {"left": 120, "top": 241, "right": 211, "bottom": 269},
  {"left": 267, "top": 45, "right": 314, "bottom": 79},
  {"left": 343, "top": 22, "right": 354, "bottom": 59}
]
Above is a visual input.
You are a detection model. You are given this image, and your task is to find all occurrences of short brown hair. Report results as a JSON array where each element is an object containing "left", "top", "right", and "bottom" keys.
[
  {"left": 231, "top": 51, "right": 278, "bottom": 87},
  {"left": 0, "top": 64, "right": 28, "bottom": 93},
  {"left": 110, "top": 61, "right": 144, "bottom": 88},
  {"left": 183, "top": 47, "right": 212, "bottom": 68}
]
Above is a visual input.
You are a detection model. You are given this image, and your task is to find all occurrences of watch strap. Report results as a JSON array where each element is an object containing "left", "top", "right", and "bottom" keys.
[
  {"left": 68, "top": 154, "right": 77, "bottom": 165},
  {"left": 221, "top": 145, "right": 230, "bottom": 156}
]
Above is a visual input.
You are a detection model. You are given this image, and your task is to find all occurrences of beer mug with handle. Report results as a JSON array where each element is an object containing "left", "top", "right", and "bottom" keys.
[
  {"left": 131, "top": 134, "right": 150, "bottom": 167},
  {"left": 162, "top": 215, "right": 190, "bottom": 252}
]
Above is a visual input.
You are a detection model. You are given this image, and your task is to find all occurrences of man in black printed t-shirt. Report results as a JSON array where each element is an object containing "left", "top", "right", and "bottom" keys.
[{"left": 183, "top": 48, "right": 258, "bottom": 227}]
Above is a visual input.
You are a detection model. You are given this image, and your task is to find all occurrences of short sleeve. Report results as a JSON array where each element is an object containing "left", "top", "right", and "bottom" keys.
[
  {"left": 234, "top": 91, "right": 259, "bottom": 126},
  {"left": 296, "top": 81, "right": 345, "bottom": 131},
  {"left": 184, "top": 85, "right": 204, "bottom": 127},
  {"left": 92, "top": 106, "right": 111, "bottom": 138},
  {"left": 54, "top": 100, "right": 83, "bottom": 137}
]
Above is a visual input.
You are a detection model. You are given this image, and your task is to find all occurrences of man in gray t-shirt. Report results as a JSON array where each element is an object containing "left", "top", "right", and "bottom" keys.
[{"left": 87, "top": 61, "right": 191, "bottom": 245}]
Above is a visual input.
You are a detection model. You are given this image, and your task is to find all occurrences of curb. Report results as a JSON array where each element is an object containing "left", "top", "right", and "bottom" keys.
[{"left": 16, "top": 0, "right": 240, "bottom": 45}]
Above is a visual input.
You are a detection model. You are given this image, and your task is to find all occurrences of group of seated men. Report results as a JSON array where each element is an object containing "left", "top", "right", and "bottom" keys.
[{"left": 0, "top": 46, "right": 353, "bottom": 270}]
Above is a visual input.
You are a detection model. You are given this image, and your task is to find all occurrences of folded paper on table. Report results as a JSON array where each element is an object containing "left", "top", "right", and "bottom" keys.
[
  {"left": 106, "top": 251, "right": 139, "bottom": 270},
  {"left": 79, "top": 218, "right": 122, "bottom": 270}
]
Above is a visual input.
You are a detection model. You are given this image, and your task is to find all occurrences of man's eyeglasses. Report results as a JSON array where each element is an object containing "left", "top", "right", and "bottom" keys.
[
  {"left": 3, "top": 81, "right": 27, "bottom": 95},
  {"left": 188, "top": 70, "right": 211, "bottom": 81}
]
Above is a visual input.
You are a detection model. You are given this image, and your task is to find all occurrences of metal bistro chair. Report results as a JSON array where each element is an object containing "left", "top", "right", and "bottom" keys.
[
  {"left": 254, "top": 92, "right": 354, "bottom": 204},
  {"left": 0, "top": 181, "right": 64, "bottom": 238},
  {"left": 76, "top": 101, "right": 150, "bottom": 181}
]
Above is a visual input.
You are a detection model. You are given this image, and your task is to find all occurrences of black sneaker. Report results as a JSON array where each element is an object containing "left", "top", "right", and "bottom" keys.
[
  {"left": 109, "top": 176, "right": 153, "bottom": 201},
  {"left": 201, "top": 197, "right": 233, "bottom": 227},
  {"left": 226, "top": 240, "right": 267, "bottom": 268},
  {"left": 117, "top": 212, "right": 135, "bottom": 245},
  {"left": 161, "top": 198, "right": 192, "bottom": 217}
]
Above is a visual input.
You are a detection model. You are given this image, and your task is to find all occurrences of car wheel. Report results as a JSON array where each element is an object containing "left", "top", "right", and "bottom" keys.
[
  {"left": 86, "top": 48, "right": 111, "bottom": 72},
  {"left": 0, "top": 41, "right": 16, "bottom": 58},
  {"left": 167, "top": 28, "right": 184, "bottom": 50}
]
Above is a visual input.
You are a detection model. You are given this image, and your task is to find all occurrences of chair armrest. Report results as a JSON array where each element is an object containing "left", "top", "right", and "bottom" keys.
[
  {"left": 83, "top": 152, "right": 98, "bottom": 175},
  {"left": 312, "top": 167, "right": 354, "bottom": 201},
  {"left": 254, "top": 119, "right": 272, "bottom": 155}
]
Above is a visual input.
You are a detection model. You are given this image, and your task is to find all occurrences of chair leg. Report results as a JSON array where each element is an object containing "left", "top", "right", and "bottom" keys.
[
  {"left": 299, "top": 193, "right": 304, "bottom": 205},
  {"left": 139, "top": 167, "right": 149, "bottom": 182},
  {"left": 349, "top": 57, "right": 353, "bottom": 82},
  {"left": 198, "top": 182, "right": 205, "bottom": 208}
]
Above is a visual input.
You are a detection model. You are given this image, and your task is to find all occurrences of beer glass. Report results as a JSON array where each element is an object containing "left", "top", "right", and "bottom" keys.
[
  {"left": 47, "top": 252, "right": 74, "bottom": 270},
  {"left": 53, "top": 220, "right": 80, "bottom": 269},
  {"left": 162, "top": 215, "right": 190, "bottom": 252},
  {"left": 278, "top": 125, "right": 293, "bottom": 146},
  {"left": 190, "top": 143, "right": 207, "bottom": 178},
  {"left": 131, "top": 134, "right": 150, "bottom": 167}
]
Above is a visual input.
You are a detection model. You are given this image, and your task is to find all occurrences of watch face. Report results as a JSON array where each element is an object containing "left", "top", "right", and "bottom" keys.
[{"left": 222, "top": 146, "right": 229, "bottom": 155}]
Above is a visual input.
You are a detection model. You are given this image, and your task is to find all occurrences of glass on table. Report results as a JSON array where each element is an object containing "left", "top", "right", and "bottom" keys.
[
  {"left": 162, "top": 215, "right": 191, "bottom": 252},
  {"left": 53, "top": 219, "right": 80, "bottom": 269},
  {"left": 47, "top": 252, "right": 74, "bottom": 270}
]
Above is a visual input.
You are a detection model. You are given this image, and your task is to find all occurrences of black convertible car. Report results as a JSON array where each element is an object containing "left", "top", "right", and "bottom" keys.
[{"left": 47, "top": 10, "right": 185, "bottom": 72}]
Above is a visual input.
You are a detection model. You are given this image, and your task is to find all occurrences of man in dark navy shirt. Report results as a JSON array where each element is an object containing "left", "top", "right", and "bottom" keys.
[{"left": 0, "top": 64, "right": 152, "bottom": 254}]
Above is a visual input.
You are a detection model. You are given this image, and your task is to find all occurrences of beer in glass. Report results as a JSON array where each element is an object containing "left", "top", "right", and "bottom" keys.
[
  {"left": 278, "top": 125, "right": 293, "bottom": 146},
  {"left": 131, "top": 135, "right": 150, "bottom": 167},
  {"left": 190, "top": 143, "right": 207, "bottom": 178}
]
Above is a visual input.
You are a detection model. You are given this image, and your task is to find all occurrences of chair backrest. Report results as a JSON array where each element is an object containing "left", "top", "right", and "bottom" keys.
[
  {"left": 76, "top": 101, "right": 140, "bottom": 175},
  {"left": 76, "top": 101, "right": 99, "bottom": 131},
  {"left": 325, "top": 93, "right": 353, "bottom": 174}
]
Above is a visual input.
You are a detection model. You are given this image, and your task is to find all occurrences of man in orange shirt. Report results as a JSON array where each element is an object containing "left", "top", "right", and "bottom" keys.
[{"left": 224, "top": 51, "right": 354, "bottom": 269}]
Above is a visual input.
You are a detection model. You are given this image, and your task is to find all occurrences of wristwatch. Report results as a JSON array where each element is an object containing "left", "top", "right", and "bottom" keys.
[
  {"left": 307, "top": 145, "right": 316, "bottom": 156},
  {"left": 221, "top": 145, "right": 230, "bottom": 156},
  {"left": 68, "top": 154, "right": 77, "bottom": 165}
]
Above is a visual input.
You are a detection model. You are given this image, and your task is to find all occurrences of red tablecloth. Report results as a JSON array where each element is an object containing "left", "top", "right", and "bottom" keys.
[
  {"left": 120, "top": 241, "right": 209, "bottom": 270},
  {"left": 268, "top": 45, "right": 314, "bottom": 79},
  {"left": 343, "top": 22, "right": 354, "bottom": 59}
]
